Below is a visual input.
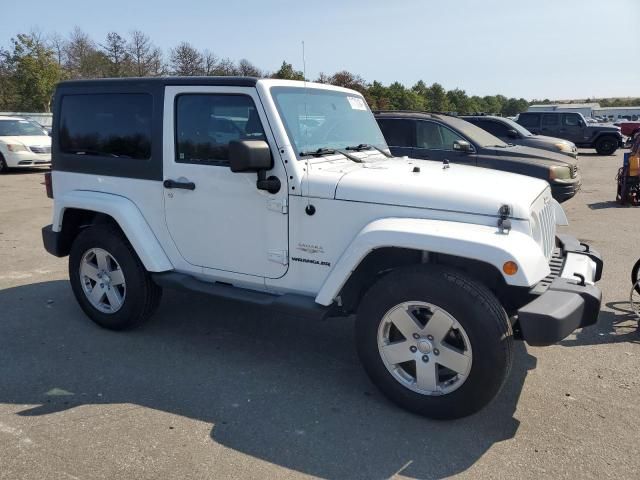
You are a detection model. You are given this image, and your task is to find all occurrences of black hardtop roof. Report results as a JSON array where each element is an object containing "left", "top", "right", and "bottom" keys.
[{"left": 56, "top": 76, "right": 259, "bottom": 89}]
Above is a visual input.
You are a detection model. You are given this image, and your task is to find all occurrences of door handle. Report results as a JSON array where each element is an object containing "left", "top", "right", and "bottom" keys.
[{"left": 163, "top": 179, "right": 196, "bottom": 190}]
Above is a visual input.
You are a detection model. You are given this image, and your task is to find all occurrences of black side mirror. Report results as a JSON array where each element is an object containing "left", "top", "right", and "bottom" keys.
[
  {"left": 229, "top": 140, "right": 280, "bottom": 194},
  {"left": 507, "top": 129, "right": 518, "bottom": 138},
  {"left": 229, "top": 140, "right": 272, "bottom": 172}
]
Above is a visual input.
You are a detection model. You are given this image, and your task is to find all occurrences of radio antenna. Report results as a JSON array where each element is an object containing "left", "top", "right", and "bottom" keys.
[{"left": 302, "top": 40, "right": 311, "bottom": 206}]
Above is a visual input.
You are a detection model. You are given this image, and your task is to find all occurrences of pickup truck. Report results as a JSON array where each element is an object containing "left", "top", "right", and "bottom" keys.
[{"left": 42, "top": 77, "right": 603, "bottom": 419}]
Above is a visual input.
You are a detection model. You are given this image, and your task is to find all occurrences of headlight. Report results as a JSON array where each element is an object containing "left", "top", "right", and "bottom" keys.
[
  {"left": 554, "top": 142, "right": 573, "bottom": 153},
  {"left": 6, "top": 143, "right": 28, "bottom": 152},
  {"left": 549, "top": 165, "right": 572, "bottom": 180}
]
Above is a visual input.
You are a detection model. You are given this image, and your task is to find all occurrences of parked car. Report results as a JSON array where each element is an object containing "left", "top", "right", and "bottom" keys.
[
  {"left": 516, "top": 111, "right": 624, "bottom": 155},
  {"left": 461, "top": 114, "right": 578, "bottom": 158},
  {"left": 375, "top": 111, "right": 580, "bottom": 202},
  {"left": 0, "top": 116, "right": 51, "bottom": 172},
  {"left": 616, "top": 120, "right": 640, "bottom": 139},
  {"left": 42, "top": 77, "right": 603, "bottom": 419}
]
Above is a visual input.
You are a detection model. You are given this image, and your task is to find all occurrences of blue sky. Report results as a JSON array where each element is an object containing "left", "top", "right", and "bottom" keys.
[{"left": 2, "top": 0, "right": 639, "bottom": 100}]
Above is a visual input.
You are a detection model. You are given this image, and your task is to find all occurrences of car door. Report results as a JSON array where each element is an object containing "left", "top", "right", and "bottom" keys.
[
  {"left": 413, "top": 120, "right": 477, "bottom": 165},
  {"left": 376, "top": 118, "right": 416, "bottom": 157},
  {"left": 560, "top": 113, "right": 585, "bottom": 144},
  {"left": 163, "top": 86, "right": 289, "bottom": 279}
]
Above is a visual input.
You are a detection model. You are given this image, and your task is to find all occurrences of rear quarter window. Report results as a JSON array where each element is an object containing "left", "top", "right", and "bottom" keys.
[
  {"left": 518, "top": 113, "right": 541, "bottom": 128},
  {"left": 59, "top": 93, "right": 152, "bottom": 160}
]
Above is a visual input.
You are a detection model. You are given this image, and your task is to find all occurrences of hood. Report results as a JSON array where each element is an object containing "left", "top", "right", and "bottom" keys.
[
  {"left": 0, "top": 135, "right": 51, "bottom": 147},
  {"left": 588, "top": 125, "right": 620, "bottom": 134},
  {"left": 321, "top": 157, "right": 548, "bottom": 220},
  {"left": 485, "top": 144, "right": 577, "bottom": 167}
]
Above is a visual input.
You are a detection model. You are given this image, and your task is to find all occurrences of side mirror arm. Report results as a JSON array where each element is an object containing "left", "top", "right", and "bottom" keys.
[{"left": 256, "top": 170, "right": 281, "bottom": 194}]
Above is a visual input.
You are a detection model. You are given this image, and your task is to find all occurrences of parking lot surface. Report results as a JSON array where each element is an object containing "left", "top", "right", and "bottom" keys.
[{"left": 0, "top": 151, "right": 638, "bottom": 480}]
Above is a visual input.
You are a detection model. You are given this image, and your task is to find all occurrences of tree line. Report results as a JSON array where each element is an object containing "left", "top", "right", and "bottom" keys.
[{"left": 1, "top": 30, "right": 637, "bottom": 115}]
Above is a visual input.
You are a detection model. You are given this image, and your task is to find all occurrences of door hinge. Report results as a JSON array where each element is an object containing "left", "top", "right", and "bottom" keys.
[
  {"left": 268, "top": 249, "right": 289, "bottom": 265},
  {"left": 267, "top": 198, "right": 288, "bottom": 214}
]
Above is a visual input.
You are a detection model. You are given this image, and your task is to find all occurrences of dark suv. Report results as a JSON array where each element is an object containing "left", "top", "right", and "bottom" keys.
[
  {"left": 462, "top": 115, "right": 578, "bottom": 158},
  {"left": 375, "top": 111, "right": 580, "bottom": 202},
  {"left": 516, "top": 111, "right": 623, "bottom": 155}
]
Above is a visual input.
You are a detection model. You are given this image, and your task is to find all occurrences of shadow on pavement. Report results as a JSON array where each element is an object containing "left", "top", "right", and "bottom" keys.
[
  {"left": 559, "top": 302, "right": 639, "bottom": 348},
  {"left": 587, "top": 201, "right": 625, "bottom": 210},
  {"left": 0, "top": 280, "right": 536, "bottom": 479}
]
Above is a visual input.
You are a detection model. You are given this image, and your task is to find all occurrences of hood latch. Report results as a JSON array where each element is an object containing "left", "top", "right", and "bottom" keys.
[{"left": 498, "top": 204, "right": 511, "bottom": 234}]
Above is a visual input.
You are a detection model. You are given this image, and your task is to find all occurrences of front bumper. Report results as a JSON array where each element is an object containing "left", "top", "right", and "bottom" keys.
[
  {"left": 550, "top": 179, "right": 581, "bottom": 203},
  {"left": 517, "top": 234, "right": 603, "bottom": 346},
  {"left": 3, "top": 150, "right": 51, "bottom": 167}
]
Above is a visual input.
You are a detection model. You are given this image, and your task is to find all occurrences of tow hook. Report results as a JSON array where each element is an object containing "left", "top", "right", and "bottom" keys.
[{"left": 498, "top": 204, "right": 511, "bottom": 234}]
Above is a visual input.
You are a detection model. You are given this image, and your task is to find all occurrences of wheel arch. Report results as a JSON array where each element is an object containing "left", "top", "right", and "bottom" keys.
[
  {"left": 52, "top": 191, "right": 173, "bottom": 272},
  {"left": 316, "top": 217, "right": 549, "bottom": 309}
]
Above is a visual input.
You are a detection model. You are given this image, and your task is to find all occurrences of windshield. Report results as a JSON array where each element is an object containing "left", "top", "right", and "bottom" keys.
[
  {"left": 0, "top": 119, "right": 47, "bottom": 137},
  {"left": 270, "top": 87, "right": 387, "bottom": 158},
  {"left": 444, "top": 115, "right": 509, "bottom": 148},
  {"left": 501, "top": 117, "right": 533, "bottom": 137}
]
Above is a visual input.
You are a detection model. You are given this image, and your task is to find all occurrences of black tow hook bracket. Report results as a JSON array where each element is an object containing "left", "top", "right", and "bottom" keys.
[
  {"left": 498, "top": 204, "right": 511, "bottom": 233},
  {"left": 256, "top": 170, "right": 281, "bottom": 194},
  {"left": 573, "top": 273, "right": 586, "bottom": 286}
]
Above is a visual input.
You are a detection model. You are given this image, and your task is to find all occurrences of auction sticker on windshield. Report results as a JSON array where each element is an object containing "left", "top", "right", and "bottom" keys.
[{"left": 347, "top": 96, "right": 367, "bottom": 110}]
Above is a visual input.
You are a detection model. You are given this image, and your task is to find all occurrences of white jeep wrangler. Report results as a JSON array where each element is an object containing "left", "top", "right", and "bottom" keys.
[{"left": 42, "top": 77, "right": 603, "bottom": 419}]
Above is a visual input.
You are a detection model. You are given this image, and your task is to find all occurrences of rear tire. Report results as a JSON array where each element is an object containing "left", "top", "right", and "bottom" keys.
[
  {"left": 595, "top": 135, "right": 618, "bottom": 155},
  {"left": 356, "top": 265, "right": 513, "bottom": 419},
  {"left": 69, "top": 224, "right": 162, "bottom": 330}
]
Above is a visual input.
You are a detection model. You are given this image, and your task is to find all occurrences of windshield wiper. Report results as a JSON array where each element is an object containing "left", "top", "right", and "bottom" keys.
[
  {"left": 346, "top": 143, "right": 393, "bottom": 158},
  {"left": 299, "top": 148, "right": 336, "bottom": 157},
  {"left": 300, "top": 147, "right": 363, "bottom": 163}
]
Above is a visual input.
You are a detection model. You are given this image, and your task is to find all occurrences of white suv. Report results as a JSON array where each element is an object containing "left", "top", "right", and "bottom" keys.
[
  {"left": 0, "top": 116, "right": 51, "bottom": 172},
  {"left": 42, "top": 77, "right": 603, "bottom": 419}
]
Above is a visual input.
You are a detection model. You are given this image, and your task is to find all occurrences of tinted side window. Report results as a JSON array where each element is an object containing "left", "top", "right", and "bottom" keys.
[
  {"left": 542, "top": 114, "right": 559, "bottom": 126},
  {"left": 175, "top": 94, "right": 265, "bottom": 165},
  {"left": 478, "top": 120, "right": 510, "bottom": 137},
  {"left": 377, "top": 119, "right": 415, "bottom": 147},
  {"left": 416, "top": 121, "right": 463, "bottom": 150},
  {"left": 518, "top": 113, "right": 540, "bottom": 128},
  {"left": 59, "top": 94, "right": 152, "bottom": 160},
  {"left": 563, "top": 113, "right": 581, "bottom": 126}
]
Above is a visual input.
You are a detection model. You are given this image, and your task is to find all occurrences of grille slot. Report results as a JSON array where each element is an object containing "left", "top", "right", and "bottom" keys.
[
  {"left": 571, "top": 165, "right": 578, "bottom": 178},
  {"left": 531, "top": 248, "right": 564, "bottom": 295},
  {"left": 29, "top": 145, "right": 51, "bottom": 154}
]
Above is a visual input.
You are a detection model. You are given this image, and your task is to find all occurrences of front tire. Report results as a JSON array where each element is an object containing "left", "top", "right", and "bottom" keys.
[
  {"left": 595, "top": 135, "right": 618, "bottom": 155},
  {"left": 0, "top": 153, "right": 8, "bottom": 173},
  {"left": 356, "top": 265, "right": 513, "bottom": 419},
  {"left": 69, "top": 224, "right": 162, "bottom": 330}
]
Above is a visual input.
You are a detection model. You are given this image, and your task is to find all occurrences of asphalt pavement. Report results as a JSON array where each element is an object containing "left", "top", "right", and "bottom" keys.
[{"left": 0, "top": 150, "right": 638, "bottom": 479}]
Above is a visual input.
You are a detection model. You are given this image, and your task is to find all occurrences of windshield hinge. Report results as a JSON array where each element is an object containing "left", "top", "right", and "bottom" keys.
[
  {"left": 268, "top": 249, "right": 289, "bottom": 265},
  {"left": 267, "top": 197, "right": 288, "bottom": 214}
]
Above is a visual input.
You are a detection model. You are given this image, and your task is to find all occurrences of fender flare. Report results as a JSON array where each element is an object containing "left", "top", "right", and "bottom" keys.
[
  {"left": 315, "top": 217, "right": 549, "bottom": 306},
  {"left": 52, "top": 190, "right": 173, "bottom": 272}
]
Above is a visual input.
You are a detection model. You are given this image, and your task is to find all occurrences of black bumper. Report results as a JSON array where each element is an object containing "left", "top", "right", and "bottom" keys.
[
  {"left": 517, "top": 235, "right": 603, "bottom": 346},
  {"left": 42, "top": 224, "right": 67, "bottom": 257}
]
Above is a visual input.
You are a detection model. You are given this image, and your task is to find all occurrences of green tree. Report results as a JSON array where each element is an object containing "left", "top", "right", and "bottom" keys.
[
  {"left": 426, "top": 83, "right": 449, "bottom": 112},
  {"left": 3, "top": 33, "right": 62, "bottom": 111},
  {"left": 387, "top": 81, "right": 425, "bottom": 110},
  {"left": 271, "top": 61, "right": 304, "bottom": 80}
]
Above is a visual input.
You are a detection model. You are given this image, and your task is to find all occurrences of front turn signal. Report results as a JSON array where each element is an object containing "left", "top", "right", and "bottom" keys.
[{"left": 503, "top": 261, "right": 518, "bottom": 276}]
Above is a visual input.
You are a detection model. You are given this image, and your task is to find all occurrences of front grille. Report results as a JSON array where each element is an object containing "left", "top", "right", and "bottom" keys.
[
  {"left": 29, "top": 145, "right": 51, "bottom": 154},
  {"left": 571, "top": 165, "right": 578, "bottom": 178},
  {"left": 531, "top": 247, "right": 564, "bottom": 295},
  {"left": 532, "top": 195, "right": 556, "bottom": 260}
]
